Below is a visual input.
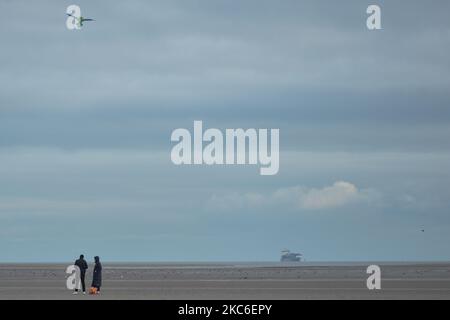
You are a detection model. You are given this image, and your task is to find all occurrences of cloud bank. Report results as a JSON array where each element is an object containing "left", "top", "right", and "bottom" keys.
[{"left": 206, "top": 181, "right": 378, "bottom": 212}]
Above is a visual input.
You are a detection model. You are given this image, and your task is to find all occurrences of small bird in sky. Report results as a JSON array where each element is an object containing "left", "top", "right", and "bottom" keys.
[{"left": 66, "top": 13, "right": 95, "bottom": 28}]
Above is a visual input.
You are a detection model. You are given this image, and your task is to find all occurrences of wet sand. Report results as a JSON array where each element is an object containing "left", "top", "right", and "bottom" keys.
[{"left": 0, "top": 262, "right": 449, "bottom": 300}]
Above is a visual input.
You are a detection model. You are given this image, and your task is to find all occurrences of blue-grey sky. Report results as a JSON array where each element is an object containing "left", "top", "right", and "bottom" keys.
[{"left": 1, "top": 0, "right": 450, "bottom": 262}]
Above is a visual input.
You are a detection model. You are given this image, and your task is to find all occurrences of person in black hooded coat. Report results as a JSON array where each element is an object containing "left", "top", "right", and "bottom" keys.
[{"left": 91, "top": 256, "right": 102, "bottom": 292}]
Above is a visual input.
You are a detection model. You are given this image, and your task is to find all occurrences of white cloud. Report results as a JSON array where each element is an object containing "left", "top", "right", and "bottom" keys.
[
  {"left": 277, "top": 181, "right": 361, "bottom": 210},
  {"left": 206, "top": 181, "right": 377, "bottom": 212}
]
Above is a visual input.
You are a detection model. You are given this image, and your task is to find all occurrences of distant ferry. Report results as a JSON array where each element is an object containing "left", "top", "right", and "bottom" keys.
[{"left": 280, "top": 249, "right": 302, "bottom": 262}]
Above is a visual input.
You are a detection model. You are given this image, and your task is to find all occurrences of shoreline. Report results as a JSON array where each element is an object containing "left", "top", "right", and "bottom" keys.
[{"left": 1, "top": 262, "right": 449, "bottom": 299}]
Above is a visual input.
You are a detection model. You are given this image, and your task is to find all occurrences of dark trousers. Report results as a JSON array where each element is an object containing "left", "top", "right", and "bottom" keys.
[{"left": 75, "top": 272, "right": 86, "bottom": 292}]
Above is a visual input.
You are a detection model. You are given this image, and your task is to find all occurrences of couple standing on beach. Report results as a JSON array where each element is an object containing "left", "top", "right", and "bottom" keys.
[{"left": 73, "top": 255, "right": 102, "bottom": 295}]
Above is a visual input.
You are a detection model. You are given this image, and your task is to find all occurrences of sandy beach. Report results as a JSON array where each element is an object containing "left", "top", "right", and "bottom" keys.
[{"left": 0, "top": 262, "right": 449, "bottom": 300}]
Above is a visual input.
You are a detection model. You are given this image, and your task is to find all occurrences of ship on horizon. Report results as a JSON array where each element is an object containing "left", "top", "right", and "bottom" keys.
[{"left": 280, "top": 249, "right": 302, "bottom": 262}]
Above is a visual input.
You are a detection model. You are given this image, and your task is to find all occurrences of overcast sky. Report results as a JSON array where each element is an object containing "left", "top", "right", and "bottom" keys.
[{"left": 1, "top": 0, "right": 450, "bottom": 262}]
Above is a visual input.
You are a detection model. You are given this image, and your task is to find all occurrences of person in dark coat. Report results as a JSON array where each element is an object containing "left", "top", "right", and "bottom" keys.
[
  {"left": 74, "top": 254, "right": 88, "bottom": 294},
  {"left": 91, "top": 256, "right": 102, "bottom": 293}
]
